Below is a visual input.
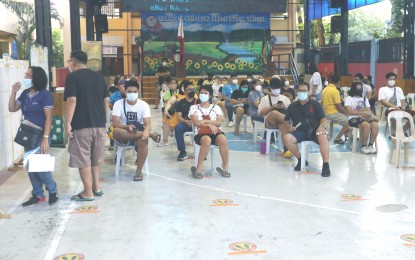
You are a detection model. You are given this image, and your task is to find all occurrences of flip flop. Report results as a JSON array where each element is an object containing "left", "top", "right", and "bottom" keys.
[
  {"left": 216, "top": 167, "right": 231, "bottom": 178},
  {"left": 333, "top": 139, "right": 345, "bottom": 144},
  {"left": 151, "top": 132, "right": 161, "bottom": 143},
  {"left": 133, "top": 172, "right": 143, "bottom": 181},
  {"left": 93, "top": 190, "right": 103, "bottom": 196},
  {"left": 191, "top": 166, "right": 203, "bottom": 179},
  {"left": 71, "top": 193, "right": 94, "bottom": 201}
]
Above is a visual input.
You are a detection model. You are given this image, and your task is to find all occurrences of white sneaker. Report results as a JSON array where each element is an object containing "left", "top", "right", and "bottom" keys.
[
  {"left": 368, "top": 145, "right": 377, "bottom": 154},
  {"left": 157, "top": 142, "right": 170, "bottom": 147},
  {"left": 228, "top": 121, "right": 234, "bottom": 127},
  {"left": 360, "top": 146, "right": 371, "bottom": 154}
]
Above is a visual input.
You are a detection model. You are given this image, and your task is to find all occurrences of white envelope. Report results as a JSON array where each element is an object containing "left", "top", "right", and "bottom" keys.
[{"left": 28, "top": 154, "right": 55, "bottom": 172}]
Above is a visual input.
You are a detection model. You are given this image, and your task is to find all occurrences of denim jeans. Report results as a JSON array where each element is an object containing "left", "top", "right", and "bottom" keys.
[
  {"left": 25, "top": 138, "right": 57, "bottom": 198},
  {"left": 174, "top": 122, "right": 192, "bottom": 151},
  {"left": 225, "top": 101, "right": 234, "bottom": 121}
]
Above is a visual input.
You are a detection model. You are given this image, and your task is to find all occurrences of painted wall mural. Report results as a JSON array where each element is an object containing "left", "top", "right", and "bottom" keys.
[{"left": 141, "top": 12, "right": 271, "bottom": 76}]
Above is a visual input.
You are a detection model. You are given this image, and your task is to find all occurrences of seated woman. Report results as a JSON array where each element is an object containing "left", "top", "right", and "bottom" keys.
[
  {"left": 231, "top": 80, "right": 250, "bottom": 135},
  {"left": 189, "top": 85, "right": 230, "bottom": 179},
  {"left": 158, "top": 79, "right": 186, "bottom": 146},
  {"left": 345, "top": 82, "right": 379, "bottom": 154}
]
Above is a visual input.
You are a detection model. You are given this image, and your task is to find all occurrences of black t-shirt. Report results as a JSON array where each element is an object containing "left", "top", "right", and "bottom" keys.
[
  {"left": 176, "top": 98, "right": 199, "bottom": 120},
  {"left": 231, "top": 89, "right": 249, "bottom": 109},
  {"left": 64, "top": 69, "right": 109, "bottom": 130},
  {"left": 284, "top": 99, "right": 325, "bottom": 132},
  {"left": 109, "top": 85, "right": 118, "bottom": 94},
  {"left": 157, "top": 65, "right": 170, "bottom": 85}
]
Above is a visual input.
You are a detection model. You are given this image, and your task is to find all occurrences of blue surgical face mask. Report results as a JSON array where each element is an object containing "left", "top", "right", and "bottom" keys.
[
  {"left": 298, "top": 92, "right": 308, "bottom": 101},
  {"left": 127, "top": 93, "right": 138, "bottom": 102},
  {"left": 23, "top": 79, "right": 32, "bottom": 89},
  {"left": 199, "top": 93, "right": 209, "bottom": 103},
  {"left": 241, "top": 87, "right": 248, "bottom": 93}
]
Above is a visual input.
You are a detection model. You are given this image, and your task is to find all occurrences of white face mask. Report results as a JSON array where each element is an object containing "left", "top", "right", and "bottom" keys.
[
  {"left": 259, "top": 78, "right": 264, "bottom": 83},
  {"left": 127, "top": 93, "right": 138, "bottom": 102},
  {"left": 284, "top": 81, "right": 289, "bottom": 86},
  {"left": 199, "top": 93, "right": 210, "bottom": 103},
  {"left": 247, "top": 78, "right": 252, "bottom": 82},
  {"left": 23, "top": 79, "right": 32, "bottom": 89},
  {"left": 271, "top": 88, "right": 280, "bottom": 96},
  {"left": 232, "top": 79, "right": 238, "bottom": 85},
  {"left": 255, "top": 85, "right": 262, "bottom": 92},
  {"left": 162, "top": 62, "right": 167, "bottom": 66},
  {"left": 388, "top": 80, "right": 395, "bottom": 87},
  {"left": 324, "top": 81, "right": 329, "bottom": 86}
]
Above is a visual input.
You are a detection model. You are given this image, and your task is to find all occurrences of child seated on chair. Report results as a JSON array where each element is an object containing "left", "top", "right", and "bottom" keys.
[
  {"left": 112, "top": 80, "right": 161, "bottom": 182},
  {"left": 345, "top": 82, "right": 379, "bottom": 154},
  {"left": 283, "top": 82, "right": 331, "bottom": 177},
  {"left": 189, "top": 85, "right": 230, "bottom": 179}
]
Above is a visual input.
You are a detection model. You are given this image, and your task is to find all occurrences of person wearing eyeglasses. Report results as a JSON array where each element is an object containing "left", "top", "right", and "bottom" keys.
[{"left": 283, "top": 82, "right": 331, "bottom": 177}]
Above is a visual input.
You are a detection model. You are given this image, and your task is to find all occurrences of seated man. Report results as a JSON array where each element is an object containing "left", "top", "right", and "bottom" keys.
[
  {"left": 175, "top": 80, "right": 199, "bottom": 161},
  {"left": 231, "top": 80, "right": 250, "bottom": 135},
  {"left": 112, "top": 80, "right": 161, "bottom": 182},
  {"left": 109, "top": 79, "right": 126, "bottom": 109},
  {"left": 283, "top": 82, "right": 331, "bottom": 177},
  {"left": 258, "top": 77, "right": 292, "bottom": 158},
  {"left": 378, "top": 72, "right": 415, "bottom": 136},
  {"left": 248, "top": 79, "right": 265, "bottom": 124},
  {"left": 321, "top": 75, "right": 349, "bottom": 144},
  {"left": 221, "top": 74, "right": 239, "bottom": 126}
]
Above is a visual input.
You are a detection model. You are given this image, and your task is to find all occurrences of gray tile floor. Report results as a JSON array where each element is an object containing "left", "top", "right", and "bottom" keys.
[{"left": 1, "top": 109, "right": 415, "bottom": 260}]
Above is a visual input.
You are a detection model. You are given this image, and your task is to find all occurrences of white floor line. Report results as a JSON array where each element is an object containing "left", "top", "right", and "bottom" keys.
[
  {"left": 43, "top": 182, "right": 83, "bottom": 260},
  {"left": 142, "top": 170, "right": 415, "bottom": 224},
  {"left": 0, "top": 186, "right": 31, "bottom": 228}
]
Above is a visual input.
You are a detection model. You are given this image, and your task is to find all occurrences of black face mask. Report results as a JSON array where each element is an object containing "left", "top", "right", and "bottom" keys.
[
  {"left": 208, "top": 77, "right": 212, "bottom": 81},
  {"left": 188, "top": 91, "right": 195, "bottom": 98},
  {"left": 356, "top": 89, "right": 363, "bottom": 96}
]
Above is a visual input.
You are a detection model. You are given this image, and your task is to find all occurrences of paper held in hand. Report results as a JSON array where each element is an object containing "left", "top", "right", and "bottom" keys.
[{"left": 28, "top": 154, "right": 55, "bottom": 172}]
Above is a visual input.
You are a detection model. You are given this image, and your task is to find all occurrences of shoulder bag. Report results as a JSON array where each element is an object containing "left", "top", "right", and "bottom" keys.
[
  {"left": 14, "top": 120, "right": 43, "bottom": 149},
  {"left": 197, "top": 104, "right": 222, "bottom": 136}
]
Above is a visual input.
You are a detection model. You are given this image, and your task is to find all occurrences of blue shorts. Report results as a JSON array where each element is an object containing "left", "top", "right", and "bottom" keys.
[{"left": 290, "top": 130, "right": 318, "bottom": 144}]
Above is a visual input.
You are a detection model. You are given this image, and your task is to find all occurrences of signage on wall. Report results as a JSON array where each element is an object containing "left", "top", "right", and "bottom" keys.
[{"left": 122, "top": 0, "right": 287, "bottom": 13}]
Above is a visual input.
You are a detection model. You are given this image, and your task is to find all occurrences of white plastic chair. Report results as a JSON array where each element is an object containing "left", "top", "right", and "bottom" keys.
[
  {"left": 346, "top": 126, "right": 378, "bottom": 153},
  {"left": 114, "top": 141, "right": 149, "bottom": 177},
  {"left": 193, "top": 144, "right": 216, "bottom": 171},
  {"left": 253, "top": 120, "right": 264, "bottom": 143},
  {"left": 388, "top": 111, "right": 415, "bottom": 167},
  {"left": 265, "top": 127, "right": 283, "bottom": 154},
  {"left": 299, "top": 141, "right": 313, "bottom": 171},
  {"left": 228, "top": 113, "right": 247, "bottom": 132},
  {"left": 407, "top": 93, "right": 415, "bottom": 110}
]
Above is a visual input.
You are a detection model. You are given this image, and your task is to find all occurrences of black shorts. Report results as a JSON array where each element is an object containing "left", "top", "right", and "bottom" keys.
[
  {"left": 348, "top": 117, "right": 364, "bottom": 128},
  {"left": 194, "top": 132, "right": 225, "bottom": 146},
  {"left": 233, "top": 106, "right": 249, "bottom": 114}
]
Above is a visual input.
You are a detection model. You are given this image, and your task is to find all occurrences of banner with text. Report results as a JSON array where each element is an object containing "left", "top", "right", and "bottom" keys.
[{"left": 141, "top": 12, "right": 271, "bottom": 76}]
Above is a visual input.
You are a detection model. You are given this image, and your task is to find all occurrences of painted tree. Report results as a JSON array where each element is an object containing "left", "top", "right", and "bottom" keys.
[{"left": 0, "top": 0, "right": 61, "bottom": 60}]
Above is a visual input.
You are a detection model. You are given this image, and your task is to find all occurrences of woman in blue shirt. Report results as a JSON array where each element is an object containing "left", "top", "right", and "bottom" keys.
[{"left": 8, "top": 66, "right": 58, "bottom": 206}]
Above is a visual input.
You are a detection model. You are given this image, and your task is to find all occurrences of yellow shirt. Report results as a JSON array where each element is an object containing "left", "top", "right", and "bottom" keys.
[{"left": 321, "top": 84, "right": 341, "bottom": 115}]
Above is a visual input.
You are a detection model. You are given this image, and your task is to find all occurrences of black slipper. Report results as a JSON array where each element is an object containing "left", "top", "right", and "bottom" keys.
[{"left": 71, "top": 193, "right": 94, "bottom": 201}]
